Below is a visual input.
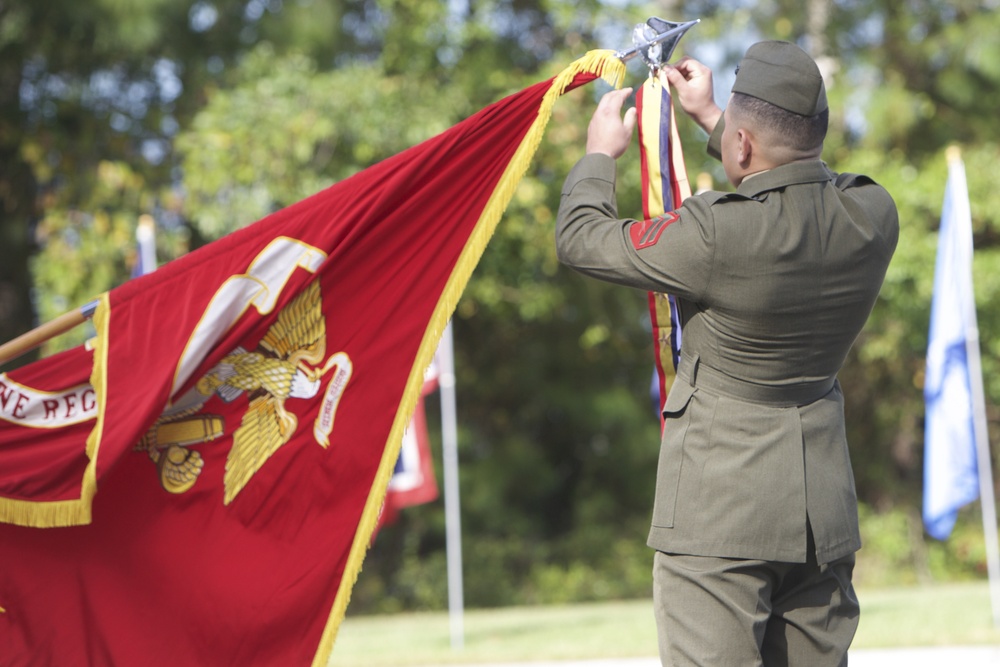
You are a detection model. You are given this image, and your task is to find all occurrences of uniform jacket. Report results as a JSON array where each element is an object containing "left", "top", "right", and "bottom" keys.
[{"left": 555, "top": 152, "right": 898, "bottom": 564}]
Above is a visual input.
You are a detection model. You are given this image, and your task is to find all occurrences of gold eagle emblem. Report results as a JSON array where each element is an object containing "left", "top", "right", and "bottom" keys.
[{"left": 137, "top": 280, "right": 349, "bottom": 505}]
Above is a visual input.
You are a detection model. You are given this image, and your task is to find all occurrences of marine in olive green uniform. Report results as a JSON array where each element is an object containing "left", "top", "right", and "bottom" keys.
[{"left": 555, "top": 42, "right": 899, "bottom": 666}]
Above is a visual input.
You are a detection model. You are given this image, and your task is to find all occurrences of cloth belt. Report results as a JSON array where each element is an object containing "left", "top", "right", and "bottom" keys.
[{"left": 677, "top": 353, "right": 836, "bottom": 407}]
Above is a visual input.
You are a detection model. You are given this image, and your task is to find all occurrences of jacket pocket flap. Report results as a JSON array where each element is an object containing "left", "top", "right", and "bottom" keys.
[{"left": 662, "top": 377, "right": 695, "bottom": 415}]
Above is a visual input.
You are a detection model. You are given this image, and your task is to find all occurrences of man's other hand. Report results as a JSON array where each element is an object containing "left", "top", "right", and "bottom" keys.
[
  {"left": 586, "top": 87, "right": 637, "bottom": 159},
  {"left": 662, "top": 57, "right": 723, "bottom": 134}
]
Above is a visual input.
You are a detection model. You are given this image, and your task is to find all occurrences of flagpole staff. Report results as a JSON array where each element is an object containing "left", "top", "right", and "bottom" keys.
[
  {"left": 439, "top": 319, "right": 465, "bottom": 649},
  {"left": 0, "top": 300, "right": 99, "bottom": 367},
  {"left": 949, "top": 146, "right": 1000, "bottom": 628}
]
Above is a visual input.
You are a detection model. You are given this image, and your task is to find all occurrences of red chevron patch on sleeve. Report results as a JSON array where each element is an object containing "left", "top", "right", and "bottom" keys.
[{"left": 629, "top": 211, "right": 679, "bottom": 250}]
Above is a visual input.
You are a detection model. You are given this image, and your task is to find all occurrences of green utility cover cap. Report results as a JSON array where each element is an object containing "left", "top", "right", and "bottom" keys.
[{"left": 732, "top": 41, "right": 828, "bottom": 116}]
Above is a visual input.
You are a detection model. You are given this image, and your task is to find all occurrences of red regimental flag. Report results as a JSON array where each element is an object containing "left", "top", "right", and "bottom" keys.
[{"left": 0, "top": 52, "right": 625, "bottom": 666}]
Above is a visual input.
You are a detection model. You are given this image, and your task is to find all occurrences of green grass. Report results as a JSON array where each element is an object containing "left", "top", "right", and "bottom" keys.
[
  {"left": 853, "top": 582, "right": 1000, "bottom": 648},
  {"left": 328, "top": 582, "right": 1000, "bottom": 666},
  {"left": 329, "top": 599, "right": 658, "bottom": 666}
]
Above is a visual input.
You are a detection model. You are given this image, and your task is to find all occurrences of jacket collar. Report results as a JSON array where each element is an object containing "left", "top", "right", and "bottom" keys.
[{"left": 735, "top": 160, "right": 833, "bottom": 198}]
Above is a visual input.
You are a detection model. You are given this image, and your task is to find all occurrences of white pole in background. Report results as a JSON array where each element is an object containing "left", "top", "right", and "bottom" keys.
[
  {"left": 948, "top": 148, "right": 1000, "bottom": 627},
  {"left": 135, "top": 215, "right": 158, "bottom": 276},
  {"left": 966, "top": 309, "right": 1000, "bottom": 628},
  {"left": 438, "top": 320, "right": 464, "bottom": 648}
]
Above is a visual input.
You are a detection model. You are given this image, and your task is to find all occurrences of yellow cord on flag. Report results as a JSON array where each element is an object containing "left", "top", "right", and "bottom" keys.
[{"left": 312, "top": 50, "right": 626, "bottom": 667}]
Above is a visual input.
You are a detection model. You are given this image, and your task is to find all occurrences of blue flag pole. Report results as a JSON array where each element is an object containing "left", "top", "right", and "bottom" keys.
[{"left": 923, "top": 146, "right": 1000, "bottom": 626}]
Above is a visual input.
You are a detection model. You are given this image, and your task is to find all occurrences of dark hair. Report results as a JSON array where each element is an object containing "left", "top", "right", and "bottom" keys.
[{"left": 729, "top": 92, "right": 828, "bottom": 152}]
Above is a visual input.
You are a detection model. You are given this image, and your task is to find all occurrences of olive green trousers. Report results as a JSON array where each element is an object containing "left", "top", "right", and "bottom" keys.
[{"left": 652, "top": 542, "right": 858, "bottom": 666}]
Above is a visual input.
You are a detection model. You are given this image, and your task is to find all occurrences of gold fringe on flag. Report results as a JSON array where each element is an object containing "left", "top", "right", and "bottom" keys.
[{"left": 311, "top": 49, "right": 627, "bottom": 666}]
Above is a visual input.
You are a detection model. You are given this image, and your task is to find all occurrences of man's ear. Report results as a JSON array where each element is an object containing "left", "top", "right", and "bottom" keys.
[{"left": 736, "top": 128, "right": 753, "bottom": 167}]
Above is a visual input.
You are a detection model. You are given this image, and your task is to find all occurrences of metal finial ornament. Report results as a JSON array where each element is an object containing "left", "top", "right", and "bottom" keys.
[{"left": 615, "top": 17, "right": 699, "bottom": 76}]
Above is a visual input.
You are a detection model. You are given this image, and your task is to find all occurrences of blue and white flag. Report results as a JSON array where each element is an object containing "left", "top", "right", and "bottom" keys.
[{"left": 923, "top": 152, "right": 981, "bottom": 540}]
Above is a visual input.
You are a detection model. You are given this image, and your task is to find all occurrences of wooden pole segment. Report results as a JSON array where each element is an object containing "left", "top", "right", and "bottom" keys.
[{"left": 0, "top": 300, "right": 98, "bottom": 367}]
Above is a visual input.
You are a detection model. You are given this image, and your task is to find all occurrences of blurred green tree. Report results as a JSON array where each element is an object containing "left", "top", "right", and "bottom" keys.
[
  {"left": 13, "top": 0, "right": 1000, "bottom": 608},
  {"left": 2, "top": 0, "right": 391, "bottom": 362}
]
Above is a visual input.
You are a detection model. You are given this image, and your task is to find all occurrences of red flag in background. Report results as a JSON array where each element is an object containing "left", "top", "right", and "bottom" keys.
[
  {"left": 636, "top": 77, "right": 691, "bottom": 418},
  {"left": 0, "top": 52, "right": 625, "bottom": 666},
  {"left": 377, "top": 355, "right": 440, "bottom": 530}
]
